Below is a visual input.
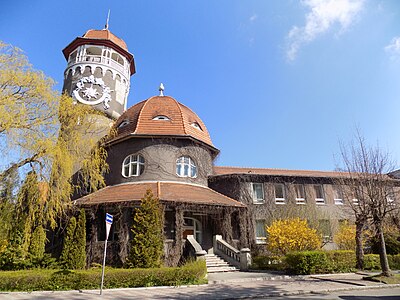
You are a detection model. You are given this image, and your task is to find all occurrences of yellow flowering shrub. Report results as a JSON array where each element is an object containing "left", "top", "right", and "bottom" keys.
[
  {"left": 333, "top": 221, "right": 356, "bottom": 250},
  {"left": 266, "top": 218, "right": 321, "bottom": 255}
]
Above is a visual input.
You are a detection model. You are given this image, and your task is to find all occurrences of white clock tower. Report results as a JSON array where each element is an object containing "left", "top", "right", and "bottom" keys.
[{"left": 62, "top": 27, "right": 135, "bottom": 120}]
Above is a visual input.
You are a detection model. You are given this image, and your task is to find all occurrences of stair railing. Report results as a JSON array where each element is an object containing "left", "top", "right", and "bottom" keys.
[
  {"left": 186, "top": 235, "right": 206, "bottom": 260},
  {"left": 213, "top": 235, "right": 251, "bottom": 271}
]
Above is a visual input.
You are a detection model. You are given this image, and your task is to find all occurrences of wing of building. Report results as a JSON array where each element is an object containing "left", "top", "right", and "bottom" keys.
[{"left": 62, "top": 27, "right": 400, "bottom": 268}]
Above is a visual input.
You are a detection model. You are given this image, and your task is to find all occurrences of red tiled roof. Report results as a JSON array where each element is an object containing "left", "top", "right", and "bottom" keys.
[
  {"left": 75, "top": 181, "right": 244, "bottom": 207},
  {"left": 213, "top": 166, "right": 348, "bottom": 178},
  {"left": 83, "top": 29, "right": 128, "bottom": 51},
  {"left": 111, "top": 96, "right": 216, "bottom": 149}
]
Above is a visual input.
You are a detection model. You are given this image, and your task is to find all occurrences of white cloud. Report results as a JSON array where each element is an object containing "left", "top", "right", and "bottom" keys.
[
  {"left": 286, "top": 0, "right": 364, "bottom": 61},
  {"left": 385, "top": 36, "right": 400, "bottom": 59},
  {"left": 249, "top": 14, "right": 258, "bottom": 22}
]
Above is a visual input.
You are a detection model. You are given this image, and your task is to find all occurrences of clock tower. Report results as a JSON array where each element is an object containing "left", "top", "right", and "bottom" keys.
[{"left": 62, "top": 27, "right": 135, "bottom": 120}]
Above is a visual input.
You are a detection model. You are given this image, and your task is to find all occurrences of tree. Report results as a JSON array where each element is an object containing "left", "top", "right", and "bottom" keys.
[
  {"left": 59, "top": 209, "right": 86, "bottom": 269},
  {"left": 266, "top": 218, "right": 321, "bottom": 255},
  {"left": 127, "top": 189, "right": 163, "bottom": 268},
  {"left": 0, "top": 41, "right": 109, "bottom": 230},
  {"left": 59, "top": 216, "right": 77, "bottom": 269},
  {"left": 336, "top": 132, "right": 399, "bottom": 276}
]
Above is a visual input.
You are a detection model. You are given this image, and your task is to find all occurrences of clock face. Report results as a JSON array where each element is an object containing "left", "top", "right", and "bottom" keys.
[{"left": 73, "top": 75, "right": 112, "bottom": 109}]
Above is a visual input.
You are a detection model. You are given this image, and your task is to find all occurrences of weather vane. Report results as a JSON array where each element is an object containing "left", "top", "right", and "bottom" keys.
[
  {"left": 159, "top": 83, "right": 165, "bottom": 96},
  {"left": 105, "top": 9, "right": 110, "bottom": 30}
]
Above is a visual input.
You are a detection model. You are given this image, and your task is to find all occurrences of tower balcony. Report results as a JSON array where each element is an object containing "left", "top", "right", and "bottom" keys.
[{"left": 67, "top": 54, "right": 130, "bottom": 78}]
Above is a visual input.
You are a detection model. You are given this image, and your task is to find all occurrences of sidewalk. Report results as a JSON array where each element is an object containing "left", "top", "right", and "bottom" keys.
[{"left": 0, "top": 272, "right": 398, "bottom": 299}]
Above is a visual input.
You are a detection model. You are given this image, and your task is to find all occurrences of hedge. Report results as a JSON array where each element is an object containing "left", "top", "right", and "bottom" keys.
[
  {"left": 285, "top": 251, "right": 400, "bottom": 275},
  {"left": 0, "top": 260, "right": 207, "bottom": 291}
]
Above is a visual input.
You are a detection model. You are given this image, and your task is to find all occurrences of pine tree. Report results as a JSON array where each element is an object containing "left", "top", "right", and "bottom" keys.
[
  {"left": 59, "top": 209, "right": 87, "bottom": 269},
  {"left": 74, "top": 209, "right": 87, "bottom": 269},
  {"left": 59, "top": 216, "right": 76, "bottom": 269},
  {"left": 127, "top": 189, "right": 163, "bottom": 268}
]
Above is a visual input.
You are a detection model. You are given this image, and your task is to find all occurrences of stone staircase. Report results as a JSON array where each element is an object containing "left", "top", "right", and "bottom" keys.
[{"left": 205, "top": 253, "right": 239, "bottom": 273}]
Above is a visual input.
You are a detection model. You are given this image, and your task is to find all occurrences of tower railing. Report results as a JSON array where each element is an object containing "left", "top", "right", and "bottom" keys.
[{"left": 67, "top": 55, "right": 128, "bottom": 77}]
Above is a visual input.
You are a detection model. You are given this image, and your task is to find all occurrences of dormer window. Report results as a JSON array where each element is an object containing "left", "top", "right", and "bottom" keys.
[
  {"left": 118, "top": 120, "right": 130, "bottom": 128},
  {"left": 191, "top": 122, "right": 202, "bottom": 131},
  {"left": 153, "top": 115, "right": 170, "bottom": 121}
]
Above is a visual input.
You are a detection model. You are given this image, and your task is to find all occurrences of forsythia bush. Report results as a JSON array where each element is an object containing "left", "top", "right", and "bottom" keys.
[
  {"left": 333, "top": 221, "right": 356, "bottom": 250},
  {"left": 266, "top": 218, "right": 321, "bottom": 255}
]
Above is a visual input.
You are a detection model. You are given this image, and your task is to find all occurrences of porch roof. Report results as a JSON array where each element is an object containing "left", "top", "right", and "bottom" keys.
[{"left": 74, "top": 181, "right": 245, "bottom": 208}]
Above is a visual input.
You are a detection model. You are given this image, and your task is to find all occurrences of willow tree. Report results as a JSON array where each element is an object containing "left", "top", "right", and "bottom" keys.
[{"left": 0, "top": 41, "right": 109, "bottom": 230}]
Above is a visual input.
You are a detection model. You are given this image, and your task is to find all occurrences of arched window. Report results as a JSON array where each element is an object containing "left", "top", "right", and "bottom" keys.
[
  {"left": 122, "top": 154, "right": 145, "bottom": 177},
  {"left": 191, "top": 122, "right": 202, "bottom": 131},
  {"left": 152, "top": 115, "right": 170, "bottom": 121},
  {"left": 176, "top": 156, "right": 197, "bottom": 178}
]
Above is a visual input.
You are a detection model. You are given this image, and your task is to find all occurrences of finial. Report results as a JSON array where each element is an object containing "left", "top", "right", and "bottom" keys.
[
  {"left": 105, "top": 9, "right": 110, "bottom": 30},
  {"left": 159, "top": 83, "right": 165, "bottom": 96}
]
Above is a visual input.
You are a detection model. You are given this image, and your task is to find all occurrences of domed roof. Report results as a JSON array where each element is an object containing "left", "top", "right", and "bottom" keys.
[
  {"left": 82, "top": 29, "right": 128, "bottom": 51},
  {"left": 113, "top": 96, "right": 216, "bottom": 149}
]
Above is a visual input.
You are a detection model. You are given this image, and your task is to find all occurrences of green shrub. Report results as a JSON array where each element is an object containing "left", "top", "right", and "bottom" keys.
[
  {"left": 325, "top": 250, "right": 356, "bottom": 273},
  {"left": 0, "top": 260, "right": 206, "bottom": 291},
  {"left": 363, "top": 254, "right": 381, "bottom": 270},
  {"left": 388, "top": 254, "right": 400, "bottom": 270},
  {"left": 251, "top": 255, "right": 287, "bottom": 271},
  {"left": 285, "top": 251, "right": 329, "bottom": 275}
]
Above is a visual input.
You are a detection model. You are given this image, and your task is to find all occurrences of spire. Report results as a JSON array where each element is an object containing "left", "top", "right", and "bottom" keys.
[
  {"left": 159, "top": 83, "right": 165, "bottom": 96},
  {"left": 105, "top": 9, "right": 110, "bottom": 30}
]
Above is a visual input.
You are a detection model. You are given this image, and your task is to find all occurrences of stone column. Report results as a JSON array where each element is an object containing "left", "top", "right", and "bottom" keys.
[{"left": 240, "top": 248, "right": 251, "bottom": 271}]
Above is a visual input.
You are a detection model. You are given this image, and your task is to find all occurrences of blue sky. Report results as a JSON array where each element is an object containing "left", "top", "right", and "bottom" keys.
[{"left": 1, "top": 0, "right": 400, "bottom": 171}]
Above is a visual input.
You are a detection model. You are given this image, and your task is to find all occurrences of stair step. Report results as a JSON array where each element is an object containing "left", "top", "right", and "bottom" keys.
[{"left": 205, "top": 253, "right": 239, "bottom": 273}]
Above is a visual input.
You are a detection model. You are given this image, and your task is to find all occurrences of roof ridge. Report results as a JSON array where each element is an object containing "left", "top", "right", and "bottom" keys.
[
  {"left": 214, "top": 165, "right": 340, "bottom": 174},
  {"left": 134, "top": 96, "right": 155, "bottom": 134}
]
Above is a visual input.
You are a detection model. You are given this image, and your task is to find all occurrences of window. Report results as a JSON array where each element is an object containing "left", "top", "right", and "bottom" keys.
[
  {"left": 295, "top": 184, "right": 306, "bottom": 204},
  {"left": 252, "top": 183, "right": 264, "bottom": 204},
  {"left": 153, "top": 115, "right": 170, "bottom": 120},
  {"left": 352, "top": 198, "right": 359, "bottom": 205},
  {"left": 255, "top": 220, "right": 267, "bottom": 244},
  {"left": 274, "top": 184, "right": 286, "bottom": 204},
  {"left": 176, "top": 156, "right": 197, "bottom": 178},
  {"left": 117, "top": 120, "right": 129, "bottom": 128},
  {"left": 191, "top": 122, "right": 202, "bottom": 131},
  {"left": 122, "top": 154, "right": 145, "bottom": 177},
  {"left": 387, "top": 188, "right": 396, "bottom": 206},
  {"left": 333, "top": 186, "right": 344, "bottom": 205},
  {"left": 314, "top": 185, "right": 325, "bottom": 205}
]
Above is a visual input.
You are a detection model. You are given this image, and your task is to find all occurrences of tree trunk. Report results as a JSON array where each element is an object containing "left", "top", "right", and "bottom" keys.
[
  {"left": 355, "top": 218, "right": 364, "bottom": 270},
  {"left": 376, "top": 224, "right": 392, "bottom": 277}
]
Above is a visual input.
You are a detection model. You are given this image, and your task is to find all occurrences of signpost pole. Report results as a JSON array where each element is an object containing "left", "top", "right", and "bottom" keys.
[{"left": 100, "top": 213, "right": 113, "bottom": 296}]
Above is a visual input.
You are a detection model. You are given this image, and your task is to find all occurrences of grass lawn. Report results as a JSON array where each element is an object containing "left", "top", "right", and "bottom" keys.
[{"left": 365, "top": 273, "right": 400, "bottom": 284}]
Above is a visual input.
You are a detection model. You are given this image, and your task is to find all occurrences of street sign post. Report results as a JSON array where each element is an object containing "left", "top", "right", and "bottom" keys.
[{"left": 100, "top": 213, "right": 113, "bottom": 295}]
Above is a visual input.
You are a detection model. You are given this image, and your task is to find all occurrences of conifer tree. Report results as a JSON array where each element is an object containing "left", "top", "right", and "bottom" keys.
[
  {"left": 127, "top": 189, "right": 163, "bottom": 268},
  {"left": 74, "top": 209, "right": 87, "bottom": 269},
  {"left": 59, "top": 216, "right": 76, "bottom": 269},
  {"left": 59, "top": 209, "right": 87, "bottom": 269}
]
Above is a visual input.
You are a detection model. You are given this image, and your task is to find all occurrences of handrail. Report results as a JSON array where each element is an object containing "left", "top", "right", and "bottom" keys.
[
  {"left": 67, "top": 55, "right": 128, "bottom": 76},
  {"left": 186, "top": 235, "right": 203, "bottom": 253},
  {"left": 213, "top": 235, "right": 240, "bottom": 267}
]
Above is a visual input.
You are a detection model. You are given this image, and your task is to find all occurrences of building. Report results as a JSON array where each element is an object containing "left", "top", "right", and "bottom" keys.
[{"left": 63, "top": 27, "right": 399, "bottom": 267}]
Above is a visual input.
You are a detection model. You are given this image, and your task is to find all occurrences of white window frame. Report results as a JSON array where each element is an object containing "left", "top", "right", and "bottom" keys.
[
  {"left": 274, "top": 183, "right": 286, "bottom": 205},
  {"left": 295, "top": 184, "right": 306, "bottom": 205},
  {"left": 122, "top": 154, "right": 145, "bottom": 177},
  {"left": 176, "top": 156, "right": 197, "bottom": 178},
  {"left": 255, "top": 220, "right": 267, "bottom": 244},
  {"left": 251, "top": 183, "right": 265, "bottom": 204},
  {"left": 333, "top": 186, "right": 344, "bottom": 205},
  {"left": 153, "top": 115, "right": 170, "bottom": 120},
  {"left": 314, "top": 184, "right": 325, "bottom": 205}
]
